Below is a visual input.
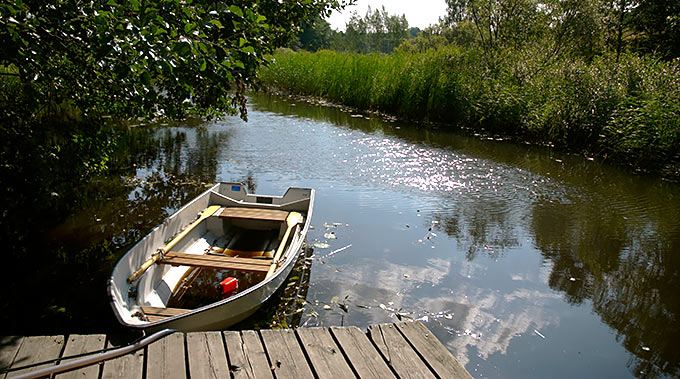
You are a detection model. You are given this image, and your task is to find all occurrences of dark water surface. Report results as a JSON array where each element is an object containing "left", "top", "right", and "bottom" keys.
[{"left": 9, "top": 93, "right": 680, "bottom": 378}]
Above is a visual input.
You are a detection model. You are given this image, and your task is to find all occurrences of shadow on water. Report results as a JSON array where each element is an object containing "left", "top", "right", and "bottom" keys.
[{"left": 0, "top": 123, "right": 310, "bottom": 337}]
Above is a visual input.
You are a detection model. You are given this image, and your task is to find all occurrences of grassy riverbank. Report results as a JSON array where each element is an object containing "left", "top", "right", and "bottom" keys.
[{"left": 258, "top": 48, "right": 680, "bottom": 175}]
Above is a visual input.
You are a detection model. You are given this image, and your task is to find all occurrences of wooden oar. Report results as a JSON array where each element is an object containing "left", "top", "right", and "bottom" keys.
[
  {"left": 127, "top": 205, "right": 222, "bottom": 283},
  {"left": 265, "top": 212, "right": 303, "bottom": 279}
]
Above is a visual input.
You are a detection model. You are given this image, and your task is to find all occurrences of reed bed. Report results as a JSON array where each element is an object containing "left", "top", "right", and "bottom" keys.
[{"left": 258, "top": 48, "right": 680, "bottom": 173}]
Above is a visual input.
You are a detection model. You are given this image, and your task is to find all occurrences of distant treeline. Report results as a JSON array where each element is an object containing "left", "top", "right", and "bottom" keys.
[{"left": 262, "top": 0, "right": 680, "bottom": 174}]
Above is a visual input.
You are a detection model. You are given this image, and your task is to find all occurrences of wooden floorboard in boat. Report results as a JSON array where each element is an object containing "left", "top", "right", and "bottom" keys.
[
  {"left": 0, "top": 322, "right": 472, "bottom": 379},
  {"left": 160, "top": 251, "right": 272, "bottom": 272},
  {"left": 219, "top": 207, "right": 289, "bottom": 222},
  {"left": 141, "top": 306, "right": 190, "bottom": 317}
]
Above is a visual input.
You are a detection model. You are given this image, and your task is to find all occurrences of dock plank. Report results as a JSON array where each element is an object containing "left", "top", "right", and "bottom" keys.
[
  {"left": 0, "top": 322, "right": 471, "bottom": 379},
  {"left": 186, "top": 331, "right": 229, "bottom": 379},
  {"left": 56, "top": 334, "right": 106, "bottom": 379},
  {"left": 147, "top": 332, "right": 186, "bottom": 379},
  {"left": 330, "top": 326, "right": 395, "bottom": 379},
  {"left": 223, "top": 331, "right": 274, "bottom": 379},
  {"left": 0, "top": 336, "right": 24, "bottom": 379},
  {"left": 101, "top": 340, "right": 143, "bottom": 379},
  {"left": 296, "top": 327, "right": 354, "bottom": 379},
  {"left": 368, "top": 324, "right": 435, "bottom": 379},
  {"left": 6, "top": 336, "right": 64, "bottom": 378},
  {"left": 260, "top": 329, "right": 314, "bottom": 379},
  {"left": 395, "top": 322, "right": 472, "bottom": 379}
]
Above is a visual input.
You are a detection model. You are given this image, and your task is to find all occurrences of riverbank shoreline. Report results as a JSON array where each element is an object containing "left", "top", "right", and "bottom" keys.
[
  {"left": 257, "top": 49, "right": 680, "bottom": 181},
  {"left": 258, "top": 88, "right": 680, "bottom": 181}
]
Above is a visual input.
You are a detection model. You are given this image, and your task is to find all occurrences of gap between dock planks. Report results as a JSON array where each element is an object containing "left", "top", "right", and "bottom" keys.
[{"left": 0, "top": 322, "right": 471, "bottom": 379}]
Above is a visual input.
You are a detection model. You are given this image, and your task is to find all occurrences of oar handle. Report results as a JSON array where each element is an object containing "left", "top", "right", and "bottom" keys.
[
  {"left": 265, "top": 224, "right": 294, "bottom": 279},
  {"left": 127, "top": 205, "right": 221, "bottom": 283},
  {"left": 127, "top": 251, "right": 162, "bottom": 283}
]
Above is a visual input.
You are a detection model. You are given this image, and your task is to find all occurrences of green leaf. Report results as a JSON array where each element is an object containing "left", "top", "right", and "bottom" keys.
[
  {"left": 229, "top": 5, "right": 243, "bottom": 18},
  {"left": 130, "top": 0, "right": 140, "bottom": 11},
  {"left": 184, "top": 22, "right": 196, "bottom": 34},
  {"left": 209, "top": 19, "right": 223, "bottom": 28},
  {"left": 199, "top": 59, "right": 206, "bottom": 71},
  {"left": 239, "top": 37, "right": 247, "bottom": 47},
  {"left": 241, "top": 46, "right": 255, "bottom": 54}
]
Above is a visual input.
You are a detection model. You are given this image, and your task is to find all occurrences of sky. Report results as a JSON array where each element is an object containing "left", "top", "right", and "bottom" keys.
[{"left": 326, "top": 0, "right": 448, "bottom": 31}]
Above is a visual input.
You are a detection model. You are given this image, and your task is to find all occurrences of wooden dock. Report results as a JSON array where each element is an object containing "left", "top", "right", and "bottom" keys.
[{"left": 0, "top": 322, "right": 471, "bottom": 378}]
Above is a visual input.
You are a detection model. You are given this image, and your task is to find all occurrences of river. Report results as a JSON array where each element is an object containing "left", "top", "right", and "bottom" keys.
[{"left": 17, "top": 93, "right": 680, "bottom": 378}]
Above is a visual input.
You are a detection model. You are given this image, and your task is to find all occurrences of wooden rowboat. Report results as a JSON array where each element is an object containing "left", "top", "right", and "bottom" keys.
[{"left": 108, "top": 183, "right": 314, "bottom": 332}]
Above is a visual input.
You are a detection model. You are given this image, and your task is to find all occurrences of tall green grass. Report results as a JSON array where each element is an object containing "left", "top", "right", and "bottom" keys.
[{"left": 258, "top": 48, "right": 680, "bottom": 173}]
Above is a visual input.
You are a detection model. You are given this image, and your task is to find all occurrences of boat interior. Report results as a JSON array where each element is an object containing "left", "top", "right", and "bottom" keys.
[{"left": 136, "top": 206, "right": 304, "bottom": 323}]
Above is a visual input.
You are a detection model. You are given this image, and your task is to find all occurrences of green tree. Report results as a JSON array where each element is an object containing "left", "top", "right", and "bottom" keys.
[
  {"left": 0, "top": 0, "right": 349, "bottom": 259},
  {"left": 1, "top": 0, "right": 349, "bottom": 123},
  {"left": 337, "top": 6, "right": 409, "bottom": 53},
  {"left": 628, "top": 0, "right": 680, "bottom": 58},
  {"left": 443, "top": 0, "right": 544, "bottom": 52},
  {"left": 292, "top": 16, "right": 333, "bottom": 52}
]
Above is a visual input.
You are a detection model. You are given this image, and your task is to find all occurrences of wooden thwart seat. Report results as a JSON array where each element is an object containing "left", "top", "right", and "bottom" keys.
[
  {"left": 159, "top": 251, "right": 272, "bottom": 272},
  {"left": 219, "top": 207, "right": 289, "bottom": 222},
  {"left": 141, "top": 306, "right": 190, "bottom": 322}
]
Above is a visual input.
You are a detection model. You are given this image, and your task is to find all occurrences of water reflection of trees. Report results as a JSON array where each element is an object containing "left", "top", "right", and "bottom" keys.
[
  {"left": 0, "top": 124, "right": 229, "bottom": 334},
  {"left": 431, "top": 198, "right": 520, "bottom": 260},
  {"left": 531, "top": 200, "right": 680, "bottom": 377}
]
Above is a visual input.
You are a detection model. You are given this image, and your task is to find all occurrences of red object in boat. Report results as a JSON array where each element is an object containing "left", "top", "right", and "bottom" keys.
[{"left": 220, "top": 277, "right": 238, "bottom": 299}]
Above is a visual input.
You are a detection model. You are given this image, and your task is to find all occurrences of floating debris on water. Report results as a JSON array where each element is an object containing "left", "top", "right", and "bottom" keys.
[
  {"left": 326, "top": 244, "right": 352, "bottom": 258},
  {"left": 324, "top": 232, "right": 337, "bottom": 239},
  {"left": 313, "top": 242, "right": 330, "bottom": 249},
  {"left": 534, "top": 329, "right": 546, "bottom": 339}
]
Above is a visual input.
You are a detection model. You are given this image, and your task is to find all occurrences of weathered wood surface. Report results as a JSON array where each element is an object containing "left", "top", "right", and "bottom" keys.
[
  {"left": 100, "top": 339, "right": 143, "bottom": 379},
  {"left": 147, "top": 332, "right": 185, "bottom": 379},
  {"left": 368, "top": 324, "right": 435, "bottom": 379},
  {"left": 330, "top": 326, "right": 395, "bottom": 378},
  {"left": 395, "top": 322, "right": 472, "bottom": 379},
  {"left": 2, "top": 336, "right": 64, "bottom": 379},
  {"left": 56, "top": 334, "right": 106, "bottom": 379},
  {"left": 223, "top": 330, "right": 273, "bottom": 379},
  {"left": 296, "top": 327, "right": 354, "bottom": 379},
  {"left": 219, "top": 207, "right": 289, "bottom": 222},
  {"left": 0, "top": 322, "right": 471, "bottom": 379},
  {"left": 160, "top": 252, "right": 273, "bottom": 272},
  {"left": 260, "top": 328, "right": 314, "bottom": 379},
  {"left": 186, "top": 331, "right": 229, "bottom": 379},
  {"left": 140, "top": 306, "right": 191, "bottom": 322}
]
